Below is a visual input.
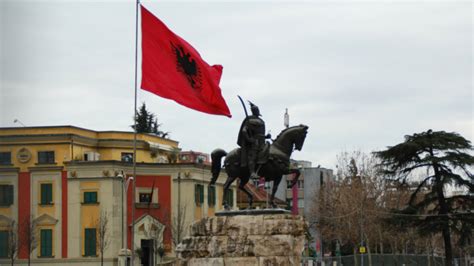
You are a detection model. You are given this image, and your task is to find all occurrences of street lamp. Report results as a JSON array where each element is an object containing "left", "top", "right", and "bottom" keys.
[
  {"left": 118, "top": 171, "right": 133, "bottom": 250},
  {"left": 13, "top": 119, "right": 26, "bottom": 127}
]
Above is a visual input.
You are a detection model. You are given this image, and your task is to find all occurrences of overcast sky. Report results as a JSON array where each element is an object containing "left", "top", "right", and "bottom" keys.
[{"left": 1, "top": 0, "right": 472, "bottom": 169}]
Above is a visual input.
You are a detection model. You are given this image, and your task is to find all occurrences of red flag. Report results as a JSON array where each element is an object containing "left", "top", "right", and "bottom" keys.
[{"left": 140, "top": 5, "right": 231, "bottom": 117}]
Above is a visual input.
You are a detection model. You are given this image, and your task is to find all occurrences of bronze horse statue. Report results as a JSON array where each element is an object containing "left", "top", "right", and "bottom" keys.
[{"left": 210, "top": 124, "right": 308, "bottom": 209}]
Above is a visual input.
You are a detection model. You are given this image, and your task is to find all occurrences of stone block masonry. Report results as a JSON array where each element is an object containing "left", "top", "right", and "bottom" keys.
[{"left": 176, "top": 213, "right": 306, "bottom": 265}]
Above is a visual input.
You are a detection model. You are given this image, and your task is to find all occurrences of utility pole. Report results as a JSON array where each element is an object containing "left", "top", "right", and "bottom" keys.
[
  {"left": 178, "top": 172, "right": 181, "bottom": 228},
  {"left": 360, "top": 189, "right": 365, "bottom": 266},
  {"left": 177, "top": 172, "right": 181, "bottom": 248}
]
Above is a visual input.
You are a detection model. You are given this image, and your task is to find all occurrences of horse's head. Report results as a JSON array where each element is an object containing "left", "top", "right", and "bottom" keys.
[
  {"left": 273, "top": 124, "right": 309, "bottom": 156},
  {"left": 294, "top": 124, "right": 308, "bottom": 151}
]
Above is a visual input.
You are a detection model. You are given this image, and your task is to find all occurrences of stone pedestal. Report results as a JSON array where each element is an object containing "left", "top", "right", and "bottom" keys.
[{"left": 176, "top": 213, "right": 306, "bottom": 265}]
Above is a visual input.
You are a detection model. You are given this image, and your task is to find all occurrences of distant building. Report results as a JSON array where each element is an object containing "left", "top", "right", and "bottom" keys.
[
  {"left": 179, "top": 151, "right": 210, "bottom": 165},
  {"left": 0, "top": 126, "right": 234, "bottom": 265},
  {"left": 237, "top": 179, "right": 286, "bottom": 210},
  {"left": 274, "top": 160, "right": 334, "bottom": 257},
  {"left": 275, "top": 160, "right": 333, "bottom": 216}
]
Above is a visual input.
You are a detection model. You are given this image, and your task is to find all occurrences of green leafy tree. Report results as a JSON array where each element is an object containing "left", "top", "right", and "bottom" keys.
[
  {"left": 132, "top": 103, "right": 169, "bottom": 138},
  {"left": 374, "top": 130, "right": 473, "bottom": 266}
]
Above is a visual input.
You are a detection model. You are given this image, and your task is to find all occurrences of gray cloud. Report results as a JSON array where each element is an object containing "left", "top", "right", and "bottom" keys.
[{"left": 1, "top": 1, "right": 472, "bottom": 168}]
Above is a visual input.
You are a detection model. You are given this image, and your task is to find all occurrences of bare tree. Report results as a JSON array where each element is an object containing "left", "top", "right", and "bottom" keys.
[
  {"left": 161, "top": 203, "right": 190, "bottom": 257},
  {"left": 313, "top": 150, "right": 445, "bottom": 264},
  {"left": 170, "top": 204, "right": 189, "bottom": 252},
  {"left": 96, "top": 210, "right": 111, "bottom": 266},
  {"left": 313, "top": 151, "right": 386, "bottom": 263},
  {"left": 6, "top": 220, "right": 18, "bottom": 266},
  {"left": 314, "top": 151, "right": 384, "bottom": 260},
  {"left": 19, "top": 215, "right": 37, "bottom": 266}
]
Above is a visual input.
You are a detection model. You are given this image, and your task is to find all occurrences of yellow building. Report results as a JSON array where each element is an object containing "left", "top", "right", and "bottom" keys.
[{"left": 0, "top": 126, "right": 234, "bottom": 265}]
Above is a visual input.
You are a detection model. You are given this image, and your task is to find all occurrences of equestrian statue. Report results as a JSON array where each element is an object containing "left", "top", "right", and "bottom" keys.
[{"left": 210, "top": 100, "right": 308, "bottom": 209}]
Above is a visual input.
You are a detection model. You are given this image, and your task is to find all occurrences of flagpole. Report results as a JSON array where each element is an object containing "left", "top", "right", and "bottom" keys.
[{"left": 131, "top": 0, "right": 140, "bottom": 265}]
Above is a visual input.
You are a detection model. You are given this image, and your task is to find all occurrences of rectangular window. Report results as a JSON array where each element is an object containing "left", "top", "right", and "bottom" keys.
[
  {"left": 298, "top": 199, "right": 305, "bottom": 208},
  {"left": 298, "top": 180, "right": 304, "bottom": 189},
  {"left": 40, "top": 229, "right": 52, "bottom": 257},
  {"left": 0, "top": 152, "right": 11, "bottom": 165},
  {"left": 0, "top": 185, "right": 14, "bottom": 206},
  {"left": 40, "top": 184, "right": 53, "bottom": 205},
  {"left": 121, "top": 152, "right": 133, "bottom": 163},
  {"left": 320, "top": 172, "right": 324, "bottom": 187},
  {"left": 208, "top": 186, "right": 216, "bottom": 207},
  {"left": 38, "top": 151, "right": 55, "bottom": 164},
  {"left": 0, "top": 231, "right": 8, "bottom": 257},
  {"left": 139, "top": 193, "right": 152, "bottom": 203},
  {"left": 225, "top": 189, "right": 234, "bottom": 207},
  {"left": 194, "top": 184, "right": 204, "bottom": 206},
  {"left": 83, "top": 192, "right": 98, "bottom": 204},
  {"left": 84, "top": 228, "right": 96, "bottom": 256}
]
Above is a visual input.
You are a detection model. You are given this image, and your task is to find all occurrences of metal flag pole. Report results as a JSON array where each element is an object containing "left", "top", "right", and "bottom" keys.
[{"left": 131, "top": 0, "right": 140, "bottom": 265}]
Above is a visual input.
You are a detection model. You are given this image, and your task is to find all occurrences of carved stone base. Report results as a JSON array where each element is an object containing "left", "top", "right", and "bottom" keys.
[
  {"left": 176, "top": 213, "right": 306, "bottom": 265},
  {"left": 215, "top": 208, "right": 291, "bottom": 217}
]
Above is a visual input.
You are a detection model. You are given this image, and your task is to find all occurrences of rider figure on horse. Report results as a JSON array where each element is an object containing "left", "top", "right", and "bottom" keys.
[{"left": 237, "top": 102, "right": 271, "bottom": 180}]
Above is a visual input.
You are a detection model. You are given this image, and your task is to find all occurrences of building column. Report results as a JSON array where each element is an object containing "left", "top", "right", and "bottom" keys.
[{"left": 18, "top": 172, "right": 30, "bottom": 259}]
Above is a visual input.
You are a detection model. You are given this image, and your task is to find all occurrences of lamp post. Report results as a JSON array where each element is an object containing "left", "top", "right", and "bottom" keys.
[
  {"left": 117, "top": 171, "right": 133, "bottom": 266},
  {"left": 131, "top": 169, "right": 136, "bottom": 266},
  {"left": 118, "top": 171, "right": 133, "bottom": 251},
  {"left": 118, "top": 170, "right": 133, "bottom": 249},
  {"left": 177, "top": 172, "right": 181, "bottom": 245},
  {"left": 13, "top": 119, "right": 26, "bottom": 127},
  {"left": 120, "top": 171, "right": 125, "bottom": 249}
]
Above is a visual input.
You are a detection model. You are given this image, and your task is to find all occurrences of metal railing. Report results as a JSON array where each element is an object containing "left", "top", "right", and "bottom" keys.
[{"left": 301, "top": 254, "right": 472, "bottom": 266}]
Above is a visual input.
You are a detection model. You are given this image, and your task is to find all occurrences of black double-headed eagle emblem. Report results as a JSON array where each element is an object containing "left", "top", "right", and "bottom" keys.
[{"left": 170, "top": 42, "right": 203, "bottom": 91}]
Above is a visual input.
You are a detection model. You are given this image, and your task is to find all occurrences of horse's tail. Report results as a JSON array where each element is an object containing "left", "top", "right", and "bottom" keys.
[{"left": 210, "top": 148, "right": 227, "bottom": 185}]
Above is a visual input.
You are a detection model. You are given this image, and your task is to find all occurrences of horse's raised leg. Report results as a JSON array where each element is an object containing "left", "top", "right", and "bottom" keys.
[
  {"left": 287, "top": 168, "right": 301, "bottom": 188},
  {"left": 222, "top": 175, "right": 237, "bottom": 210},
  {"left": 238, "top": 176, "right": 253, "bottom": 209}
]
